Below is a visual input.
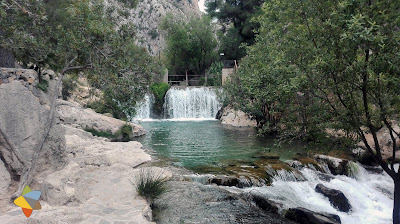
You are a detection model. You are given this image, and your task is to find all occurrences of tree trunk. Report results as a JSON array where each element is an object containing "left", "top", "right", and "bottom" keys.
[{"left": 394, "top": 179, "right": 400, "bottom": 224}]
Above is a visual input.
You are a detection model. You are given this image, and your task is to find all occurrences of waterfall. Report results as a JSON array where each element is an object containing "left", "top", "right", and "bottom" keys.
[
  {"left": 163, "top": 87, "right": 222, "bottom": 119},
  {"left": 133, "top": 94, "right": 154, "bottom": 120},
  {"left": 244, "top": 163, "right": 394, "bottom": 224}
]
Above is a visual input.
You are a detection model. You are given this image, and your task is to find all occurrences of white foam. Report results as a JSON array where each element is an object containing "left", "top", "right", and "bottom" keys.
[{"left": 244, "top": 164, "right": 395, "bottom": 224}]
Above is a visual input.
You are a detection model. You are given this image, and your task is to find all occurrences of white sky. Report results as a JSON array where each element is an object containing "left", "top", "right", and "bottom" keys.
[{"left": 198, "top": 0, "right": 206, "bottom": 13}]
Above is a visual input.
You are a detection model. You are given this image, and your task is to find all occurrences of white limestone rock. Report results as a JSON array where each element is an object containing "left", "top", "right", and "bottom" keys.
[
  {"left": 56, "top": 100, "right": 145, "bottom": 138},
  {"left": 219, "top": 106, "right": 257, "bottom": 127}
]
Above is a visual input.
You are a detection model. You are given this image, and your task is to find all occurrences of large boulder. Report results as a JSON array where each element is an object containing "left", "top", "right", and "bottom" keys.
[
  {"left": 63, "top": 126, "right": 150, "bottom": 168},
  {"left": 355, "top": 123, "right": 400, "bottom": 162},
  {"left": 315, "top": 184, "right": 351, "bottom": 212},
  {"left": 219, "top": 106, "right": 257, "bottom": 127},
  {"left": 56, "top": 100, "right": 145, "bottom": 138},
  {"left": 246, "top": 193, "right": 280, "bottom": 214},
  {"left": 0, "top": 81, "right": 66, "bottom": 183},
  {"left": 285, "top": 207, "right": 341, "bottom": 224},
  {"left": 0, "top": 159, "right": 11, "bottom": 196}
]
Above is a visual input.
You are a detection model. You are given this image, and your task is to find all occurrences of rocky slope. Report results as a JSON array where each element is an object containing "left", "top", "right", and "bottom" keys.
[
  {"left": 0, "top": 69, "right": 166, "bottom": 223},
  {"left": 129, "top": 0, "right": 201, "bottom": 55}
]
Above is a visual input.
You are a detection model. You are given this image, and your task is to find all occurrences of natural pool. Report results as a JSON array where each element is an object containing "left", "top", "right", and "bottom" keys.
[
  {"left": 136, "top": 119, "right": 311, "bottom": 170},
  {"left": 135, "top": 119, "right": 393, "bottom": 224}
]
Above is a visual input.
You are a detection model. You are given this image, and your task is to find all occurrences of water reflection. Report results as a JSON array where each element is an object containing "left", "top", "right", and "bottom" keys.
[{"left": 137, "top": 120, "right": 309, "bottom": 170}]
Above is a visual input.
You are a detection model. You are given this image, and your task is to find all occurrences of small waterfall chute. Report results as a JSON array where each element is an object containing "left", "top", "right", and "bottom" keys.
[
  {"left": 163, "top": 87, "right": 222, "bottom": 119},
  {"left": 133, "top": 93, "right": 154, "bottom": 120},
  {"left": 244, "top": 163, "right": 395, "bottom": 224}
]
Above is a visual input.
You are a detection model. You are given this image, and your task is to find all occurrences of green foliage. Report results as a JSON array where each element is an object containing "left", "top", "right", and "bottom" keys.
[
  {"left": 62, "top": 74, "right": 78, "bottom": 100},
  {"left": 218, "top": 27, "right": 246, "bottom": 60},
  {"left": 36, "top": 79, "right": 49, "bottom": 93},
  {"left": 134, "top": 169, "right": 169, "bottom": 203},
  {"left": 84, "top": 128, "right": 115, "bottom": 139},
  {"left": 84, "top": 124, "right": 132, "bottom": 142},
  {"left": 205, "top": 0, "right": 264, "bottom": 59},
  {"left": 86, "top": 98, "right": 127, "bottom": 121},
  {"left": 1, "top": 0, "right": 162, "bottom": 118},
  {"left": 161, "top": 14, "right": 218, "bottom": 76},
  {"left": 225, "top": 0, "right": 400, "bottom": 143},
  {"left": 151, "top": 82, "right": 170, "bottom": 102},
  {"left": 115, "top": 124, "right": 133, "bottom": 142},
  {"left": 150, "top": 82, "right": 170, "bottom": 116},
  {"left": 148, "top": 29, "right": 159, "bottom": 39},
  {"left": 207, "top": 61, "right": 223, "bottom": 86}
]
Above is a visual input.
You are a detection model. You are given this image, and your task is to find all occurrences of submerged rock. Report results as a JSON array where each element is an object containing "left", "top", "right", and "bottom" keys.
[
  {"left": 209, "top": 175, "right": 240, "bottom": 187},
  {"left": 315, "top": 184, "right": 351, "bottom": 212},
  {"left": 245, "top": 193, "right": 280, "bottom": 214},
  {"left": 285, "top": 207, "right": 341, "bottom": 224},
  {"left": 154, "top": 180, "right": 297, "bottom": 224}
]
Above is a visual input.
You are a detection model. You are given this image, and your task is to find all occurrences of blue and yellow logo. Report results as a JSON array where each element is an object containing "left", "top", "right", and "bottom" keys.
[{"left": 14, "top": 186, "right": 41, "bottom": 217}]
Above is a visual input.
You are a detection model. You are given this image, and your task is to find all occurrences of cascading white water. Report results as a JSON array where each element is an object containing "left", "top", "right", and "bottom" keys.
[
  {"left": 133, "top": 94, "right": 154, "bottom": 120},
  {"left": 244, "top": 163, "right": 395, "bottom": 224},
  {"left": 163, "top": 87, "right": 222, "bottom": 119}
]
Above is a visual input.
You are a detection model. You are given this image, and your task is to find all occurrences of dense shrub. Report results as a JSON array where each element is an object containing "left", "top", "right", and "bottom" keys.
[
  {"left": 84, "top": 128, "right": 115, "bottom": 138},
  {"left": 84, "top": 124, "right": 132, "bottom": 142},
  {"left": 150, "top": 82, "right": 170, "bottom": 116},
  {"left": 115, "top": 124, "right": 133, "bottom": 142},
  {"left": 36, "top": 79, "right": 49, "bottom": 93},
  {"left": 62, "top": 74, "right": 78, "bottom": 100}
]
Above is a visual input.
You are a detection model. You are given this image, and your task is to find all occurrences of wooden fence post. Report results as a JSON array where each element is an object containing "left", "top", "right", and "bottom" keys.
[
  {"left": 185, "top": 70, "right": 188, "bottom": 86},
  {"left": 205, "top": 71, "right": 208, "bottom": 86}
]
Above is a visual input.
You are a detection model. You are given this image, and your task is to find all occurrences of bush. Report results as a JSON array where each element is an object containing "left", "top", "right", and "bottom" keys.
[
  {"left": 134, "top": 169, "right": 169, "bottom": 203},
  {"left": 36, "top": 79, "right": 49, "bottom": 93},
  {"left": 84, "top": 128, "right": 115, "bottom": 138},
  {"left": 86, "top": 98, "right": 127, "bottom": 121},
  {"left": 84, "top": 124, "right": 132, "bottom": 142},
  {"left": 62, "top": 74, "right": 78, "bottom": 100},
  {"left": 115, "top": 124, "right": 133, "bottom": 142},
  {"left": 150, "top": 82, "right": 170, "bottom": 116}
]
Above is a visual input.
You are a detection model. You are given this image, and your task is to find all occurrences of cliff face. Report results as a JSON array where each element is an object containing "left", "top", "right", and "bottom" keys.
[{"left": 129, "top": 0, "right": 201, "bottom": 55}]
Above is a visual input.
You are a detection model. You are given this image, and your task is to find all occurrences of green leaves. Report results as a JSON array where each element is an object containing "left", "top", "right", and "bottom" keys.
[
  {"left": 224, "top": 0, "right": 400, "bottom": 141},
  {"left": 161, "top": 14, "right": 218, "bottom": 76},
  {"left": 1, "top": 0, "right": 163, "bottom": 119}
]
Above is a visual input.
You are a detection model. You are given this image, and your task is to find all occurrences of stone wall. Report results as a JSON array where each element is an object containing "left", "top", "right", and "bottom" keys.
[
  {"left": 0, "top": 68, "right": 38, "bottom": 87},
  {"left": 222, "top": 68, "right": 235, "bottom": 86}
]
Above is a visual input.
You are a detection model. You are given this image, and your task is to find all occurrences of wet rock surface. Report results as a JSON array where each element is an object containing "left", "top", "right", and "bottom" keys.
[
  {"left": 153, "top": 180, "right": 296, "bottom": 224},
  {"left": 315, "top": 184, "right": 351, "bottom": 212},
  {"left": 314, "top": 155, "right": 349, "bottom": 176},
  {"left": 209, "top": 175, "right": 240, "bottom": 187},
  {"left": 285, "top": 207, "right": 341, "bottom": 224}
]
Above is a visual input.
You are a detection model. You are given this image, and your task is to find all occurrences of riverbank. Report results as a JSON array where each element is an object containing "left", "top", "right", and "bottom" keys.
[{"left": 0, "top": 74, "right": 167, "bottom": 223}]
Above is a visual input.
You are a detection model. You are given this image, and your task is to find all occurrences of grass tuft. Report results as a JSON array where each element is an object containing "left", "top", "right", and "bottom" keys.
[{"left": 133, "top": 169, "right": 169, "bottom": 203}]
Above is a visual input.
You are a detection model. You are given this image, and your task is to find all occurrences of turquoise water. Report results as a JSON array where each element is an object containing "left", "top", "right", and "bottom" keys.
[{"left": 136, "top": 120, "right": 310, "bottom": 170}]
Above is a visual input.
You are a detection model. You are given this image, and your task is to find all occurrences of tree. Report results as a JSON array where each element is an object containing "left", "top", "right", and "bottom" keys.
[
  {"left": 1, "top": 0, "right": 162, "bottom": 195},
  {"left": 161, "top": 14, "right": 218, "bottom": 76},
  {"left": 225, "top": 0, "right": 400, "bottom": 222},
  {"left": 205, "top": 0, "right": 265, "bottom": 59}
]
